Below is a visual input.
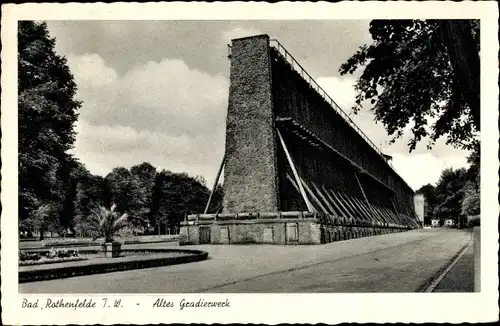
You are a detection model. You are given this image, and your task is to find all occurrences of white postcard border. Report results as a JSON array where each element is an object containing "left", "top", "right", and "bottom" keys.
[{"left": 1, "top": 2, "right": 499, "bottom": 324}]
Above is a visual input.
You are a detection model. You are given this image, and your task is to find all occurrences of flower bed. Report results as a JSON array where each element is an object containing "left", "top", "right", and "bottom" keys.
[
  {"left": 20, "top": 256, "right": 88, "bottom": 266},
  {"left": 19, "top": 249, "right": 209, "bottom": 283},
  {"left": 19, "top": 248, "right": 87, "bottom": 266}
]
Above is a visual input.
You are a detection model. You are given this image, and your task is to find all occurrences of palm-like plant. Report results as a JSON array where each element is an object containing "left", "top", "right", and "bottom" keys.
[{"left": 75, "top": 204, "right": 143, "bottom": 243}]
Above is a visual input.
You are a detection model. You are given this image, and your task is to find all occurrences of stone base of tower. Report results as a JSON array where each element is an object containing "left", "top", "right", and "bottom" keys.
[{"left": 179, "top": 212, "right": 413, "bottom": 245}]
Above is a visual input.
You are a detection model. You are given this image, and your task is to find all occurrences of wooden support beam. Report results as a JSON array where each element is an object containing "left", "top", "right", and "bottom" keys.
[
  {"left": 388, "top": 208, "right": 402, "bottom": 224},
  {"left": 393, "top": 206, "right": 405, "bottom": 224},
  {"left": 400, "top": 201, "right": 417, "bottom": 227},
  {"left": 380, "top": 206, "right": 397, "bottom": 224},
  {"left": 354, "top": 171, "right": 370, "bottom": 204},
  {"left": 390, "top": 197, "right": 400, "bottom": 215},
  {"left": 350, "top": 196, "right": 375, "bottom": 221},
  {"left": 337, "top": 192, "right": 366, "bottom": 220},
  {"left": 351, "top": 196, "right": 374, "bottom": 221},
  {"left": 277, "top": 128, "right": 314, "bottom": 212},
  {"left": 387, "top": 206, "right": 401, "bottom": 224},
  {"left": 322, "top": 186, "right": 349, "bottom": 218},
  {"left": 397, "top": 210, "right": 412, "bottom": 226},
  {"left": 311, "top": 182, "right": 336, "bottom": 215},
  {"left": 286, "top": 174, "right": 317, "bottom": 213},
  {"left": 367, "top": 202, "right": 387, "bottom": 223},
  {"left": 328, "top": 190, "right": 357, "bottom": 219},
  {"left": 399, "top": 200, "right": 416, "bottom": 226},
  {"left": 372, "top": 204, "right": 389, "bottom": 223},
  {"left": 400, "top": 199, "right": 412, "bottom": 217},
  {"left": 389, "top": 198, "right": 405, "bottom": 224},
  {"left": 276, "top": 117, "right": 398, "bottom": 195},
  {"left": 300, "top": 177, "right": 330, "bottom": 215},
  {"left": 404, "top": 200, "right": 418, "bottom": 220},
  {"left": 204, "top": 153, "right": 226, "bottom": 214},
  {"left": 346, "top": 195, "right": 371, "bottom": 221}
]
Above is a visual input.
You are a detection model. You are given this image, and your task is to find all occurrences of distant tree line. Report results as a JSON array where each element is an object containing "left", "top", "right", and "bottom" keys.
[
  {"left": 18, "top": 21, "right": 223, "bottom": 239},
  {"left": 71, "top": 162, "right": 224, "bottom": 237},
  {"left": 416, "top": 143, "right": 480, "bottom": 227}
]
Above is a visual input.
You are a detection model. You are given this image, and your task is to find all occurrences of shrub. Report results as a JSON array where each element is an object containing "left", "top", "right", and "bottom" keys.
[
  {"left": 467, "top": 215, "right": 480, "bottom": 227},
  {"left": 19, "top": 251, "right": 41, "bottom": 261},
  {"left": 73, "top": 204, "right": 144, "bottom": 243},
  {"left": 52, "top": 248, "right": 80, "bottom": 258},
  {"left": 47, "top": 248, "right": 57, "bottom": 259}
]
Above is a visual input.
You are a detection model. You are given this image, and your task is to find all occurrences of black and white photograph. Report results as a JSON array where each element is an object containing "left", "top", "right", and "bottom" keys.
[{"left": 1, "top": 2, "right": 498, "bottom": 324}]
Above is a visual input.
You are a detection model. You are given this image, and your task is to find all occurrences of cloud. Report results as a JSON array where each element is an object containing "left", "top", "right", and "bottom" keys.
[
  {"left": 222, "top": 27, "right": 264, "bottom": 43},
  {"left": 66, "top": 53, "right": 227, "bottom": 181},
  {"left": 317, "top": 75, "right": 392, "bottom": 148},
  {"left": 316, "top": 76, "right": 357, "bottom": 111},
  {"left": 391, "top": 153, "right": 469, "bottom": 190},
  {"left": 68, "top": 53, "right": 118, "bottom": 87},
  {"left": 66, "top": 53, "right": 229, "bottom": 135},
  {"left": 71, "top": 120, "right": 225, "bottom": 182}
]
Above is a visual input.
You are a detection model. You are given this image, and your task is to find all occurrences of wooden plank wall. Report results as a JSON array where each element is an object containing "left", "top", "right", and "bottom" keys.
[{"left": 270, "top": 47, "right": 416, "bottom": 222}]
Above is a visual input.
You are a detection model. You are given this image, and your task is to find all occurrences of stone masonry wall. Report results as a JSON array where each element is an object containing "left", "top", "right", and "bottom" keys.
[
  {"left": 222, "top": 35, "right": 279, "bottom": 213},
  {"left": 179, "top": 212, "right": 412, "bottom": 245},
  {"left": 179, "top": 219, "right": 408, "bottom": 245}
]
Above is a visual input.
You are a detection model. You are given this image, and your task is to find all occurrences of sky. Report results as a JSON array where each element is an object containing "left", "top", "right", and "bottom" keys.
[{"left": 46, "top": 20, "right": 471, "bottom": 191}]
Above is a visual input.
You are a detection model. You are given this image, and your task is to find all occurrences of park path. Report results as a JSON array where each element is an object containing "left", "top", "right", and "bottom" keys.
[{"left": 19, "top": 228, "right": 471, "bottom": 293}]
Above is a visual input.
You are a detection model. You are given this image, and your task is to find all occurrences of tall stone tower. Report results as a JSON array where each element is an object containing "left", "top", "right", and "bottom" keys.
[{"left": 222, "top": 34, "right": 279, "bottom": 213}]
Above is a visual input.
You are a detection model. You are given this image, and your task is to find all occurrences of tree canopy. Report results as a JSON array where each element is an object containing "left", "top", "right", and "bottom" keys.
[
  {"left": 416, "top": 143, "right": 479, "bottom": 226},
  {"left": 150, "top": 170, "right": 212, "bottom": 232},
  {"left": 18, "top": 21, "right": 81, "bottom": 237},
  {"left": 340, "top": 19, "right": 479, "bottom": 152},
  {"left": 433, "top": 168, "right": 467, "bottom": 221}
]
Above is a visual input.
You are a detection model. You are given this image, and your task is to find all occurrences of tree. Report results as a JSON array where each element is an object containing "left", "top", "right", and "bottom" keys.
[
  {"left": 194, "top": 175, "right": 208, "bottom": 187},
  {"left": 74, "top": 171, "right": 105, "bottom": 236},
  {"left": 433, "top": 168, "right": 467, "bottom": 222},
  {"left": 461, "top": 181, "right": 480, "bottom": 217},
  {"left": 460, "top": 144, "right": 480, "bottom": 222},
  {"left": 103, "top": 167, "right": 148, "bottom": 232},
  {"left": 130, "top": 162, "right": 157, "bottom": 225},
  {"left": 464, "top": 142, "right": 480, "bottom": 188},
  {"left": 150, "top": 170, "right": 210, "bottom": 234},
  {"left": 18, "top": 21, "right": 81, "bottom": 238},
  {"left": 340, "top": 20, "right": 479, "bottom": 152}
]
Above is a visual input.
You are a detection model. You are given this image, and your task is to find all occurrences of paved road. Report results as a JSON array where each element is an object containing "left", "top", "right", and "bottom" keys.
[{"left": 20, "top": 228, "right": 471, "bottom": 293}]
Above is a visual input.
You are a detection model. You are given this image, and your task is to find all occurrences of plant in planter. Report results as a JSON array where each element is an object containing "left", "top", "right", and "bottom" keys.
[{"left": 74, "top": 204, "right": 143, "bottom": 258}]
